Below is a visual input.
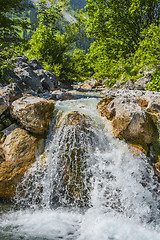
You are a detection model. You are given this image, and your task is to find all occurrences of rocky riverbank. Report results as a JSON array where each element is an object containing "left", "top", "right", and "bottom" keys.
[
  {"left": 0, "top": 95, "right": 55, "bottom": 200},
  {"left": 0, "top": 58, "right": 160, "bottom": 201},
  {"left": 97, "top": 89, "right": 160, "bottom": 160}
]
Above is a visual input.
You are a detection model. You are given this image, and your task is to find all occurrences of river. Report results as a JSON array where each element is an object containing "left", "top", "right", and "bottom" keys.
[{"left": 0, "top": 96, "right": 160, "bottom": 240}]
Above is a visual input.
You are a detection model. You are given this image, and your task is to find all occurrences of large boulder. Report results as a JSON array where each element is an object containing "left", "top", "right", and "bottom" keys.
[
  {"left": 97, "top": 96, "right": 159, "bottom": 155},
  {"left": 34, "top": 69, "right": 58, "bottom": 91},
  {"left": 136, "top": 91, "right": 160, "bottom": 160},
  {"left": 53, "top": 111, "right": 95, "bottom": 206},
  {"left": 11, "top": 96, "right": 55, "bottom": 135},
  {"left": 15, "top": 64, "right": 43, "bottom": 91},
  {"left": 7, "top": 57, "right": 58, "bottom": 92},
  {"left": 0, "top": 127, "right": 44, "bottom": 200}
]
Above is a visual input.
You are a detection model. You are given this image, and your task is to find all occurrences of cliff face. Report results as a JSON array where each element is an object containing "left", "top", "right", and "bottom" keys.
[
  {"left": 70, "top": 0, "right": 86, "bottom": 9},
  {"left": 31, "top": 0, "right": 86, "bottom": 9}
]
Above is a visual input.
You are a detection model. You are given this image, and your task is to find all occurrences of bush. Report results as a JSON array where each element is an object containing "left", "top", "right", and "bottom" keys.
[{"left": 146, "top": 70, "right": 160, "bottom": 92}]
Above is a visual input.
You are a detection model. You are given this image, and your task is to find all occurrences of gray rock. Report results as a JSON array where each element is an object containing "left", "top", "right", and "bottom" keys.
[
  {"left": 112, "top": 74, "right": 152, "bottom": 91},
  {"left": 122, "top": 79, "right": 134, "bottom": 90},
  {"left": 134, "top": 74, "right": 151, "bottom": 90},
  {"left": 137, "top": 91, "right": 160, "bottom": 113},
  {"left": 112, "top": 81, "right": 124, "bottom": 89},
  {"left": 0, "top": 96, "right": 9, "bottom": 116},
  {"left": 14, "top": 56, "right": 28, "bottom": 64},
  {"left": 15, "top": 66, "right": 43, "bottom": 91},
  {"left": 50, "top": 90, "right": 75, "bottom": 100},
  {"left": 86, "top": 78, "right": 97, "bottom": 88},
  {"left": 41, "top": 78, "right": 51, "bottom": 91},
  {"left": 80, "top": 78, "right": 99, "bottom": 90},
  {"left": 29, "top": 58, "right": 43, "bottom": 70},
  {"left": 0, "top": 83, "right": 23, "bottom": 102},
  {"left": 11, "top": 95, "right": 55, "bottom": 135},
  {"left": 102, "top": 88, "right": 146, "bottom": 99},
  {"left": 57, "top": 92, "right": 75, "bottom": 100},
  {"left": 98, "top": 91, "right": 160, "bottom": 160},
  {"left": 109, "top": 97, "right": 153, "bottom": 143},
  {"left": 34, "top": 69, "right": 58, "bottom": 90},
  {"left": 12, "top": 57, "right": 58, "bottom": 92}
]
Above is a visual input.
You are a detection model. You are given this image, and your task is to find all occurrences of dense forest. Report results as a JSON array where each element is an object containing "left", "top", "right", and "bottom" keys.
[{"left": 0, "top": 0, "right": 160, "bottom": 91}]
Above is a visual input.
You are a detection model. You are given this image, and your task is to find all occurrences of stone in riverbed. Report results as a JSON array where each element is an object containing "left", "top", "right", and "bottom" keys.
[
  {"left": 79, "top": 78, "right": 99, "bottom": 90},
  {"left": 80, "top": 83, "right": 93, "bottom": 90},
  {"left": 54, "top": 111, "right": 94, "bottom": 206},
  {"left": 50, "top": 91, "right": 75, "bottom": 100},
  {"left": 121, "top": 74, "right": 151, "bottom": 91},
  {"left": 0, "top": 127, "right": 44, "bottom": 200},
  {"left": 97, "top": 96, "right": 158, "bottom": 154},
  {"left": 11, "top": 96, "right": 55, "bottom": 135}
]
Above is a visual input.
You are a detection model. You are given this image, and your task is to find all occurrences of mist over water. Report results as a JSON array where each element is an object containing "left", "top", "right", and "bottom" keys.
[{"left": 0, "top": 98, "right": 160, "bottom": 240}]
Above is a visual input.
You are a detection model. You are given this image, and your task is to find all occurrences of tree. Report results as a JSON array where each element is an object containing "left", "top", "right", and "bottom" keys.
[
  {"left": 29, "top": 0, "right": 65, "bottom": 65},
  {"left": 28, "top": 0, "right": 90, "bottom": 81},
  {"left": 85, "top": 0, "right": 160, "bottom": 79},
  {"left": 0, "top": 0, "right": 33, "bottom": 47},
  {"left": 86, "top": 0, "right": 159, "bottom": 55},
  {"left": 0, "top": 0, "right": 33, "bottom": 82}
]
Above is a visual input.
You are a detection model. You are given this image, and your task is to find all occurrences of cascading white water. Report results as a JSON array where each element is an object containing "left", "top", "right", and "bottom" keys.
[{"left": 0, "top": 97, "right": 160, "bottom": 240}]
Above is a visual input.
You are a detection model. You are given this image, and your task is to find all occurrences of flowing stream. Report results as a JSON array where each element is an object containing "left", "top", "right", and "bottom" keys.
[{"left": 0, "top": 96, "right": 160, "bottom": 240}]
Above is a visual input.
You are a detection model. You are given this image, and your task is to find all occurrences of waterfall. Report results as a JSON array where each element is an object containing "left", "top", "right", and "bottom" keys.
[{"left": 0, "top": 98, "right": 160, "bottom": 240}]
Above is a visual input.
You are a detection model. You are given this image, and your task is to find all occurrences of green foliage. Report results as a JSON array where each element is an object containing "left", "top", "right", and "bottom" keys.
[
  {"left": 0, "top": 0, "right": 33, "bottom": 82},
  {"left": 28, "top": 0, "right": 67, "bottom": 64},
  {"left": 87, "top": 39, "right": 135, "bottom": 80},
  {"left": 0, "top": 0, "right": 32, "bottom": 47},
  {"left": 133, "top": 24, "right": 160, "bottom": 68},
  {"left": 1, "top": 0, "right": 159, "bottom": 88},
  {"left": 0, "top": 58, "right": 12, "bottom": 83},
  {"left": 146, "top": 70, "right": 160, "bottom": 92},
  {"left": 28, "top": 0, "right": 91, "bottom": 82},
  {"left": 0, "top": 46, "right": 18, "bottom": 83},
  {"left": 85, "top": 0, "right": 160, "bottom": 89},
  {"left": 86, "top": 0, "right": 159, "bottom": 47},
  {"left": 61, "top": 48, "right": 94, "bottom": 82},
  {"left": 103, "top": 78, "right": 117, "bottom": 88}
]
